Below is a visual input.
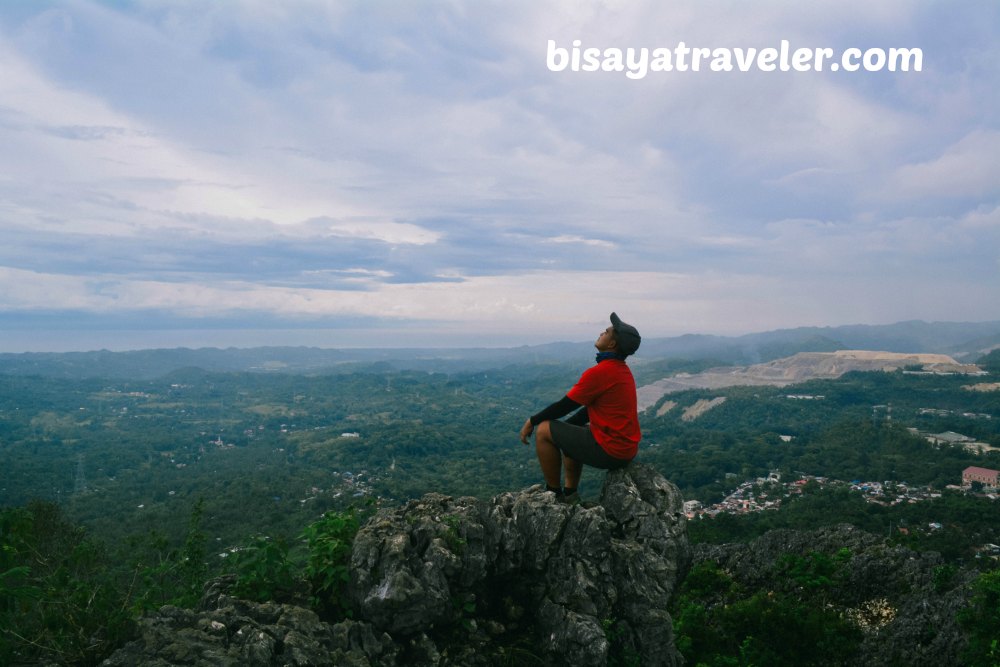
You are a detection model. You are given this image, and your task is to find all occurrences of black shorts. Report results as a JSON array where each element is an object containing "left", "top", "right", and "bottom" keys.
[{"left": 548, "top": 420, "right": 633, "bottom": 470}]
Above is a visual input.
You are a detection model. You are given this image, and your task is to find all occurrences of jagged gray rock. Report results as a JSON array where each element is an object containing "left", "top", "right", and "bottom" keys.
[
  {"left": 693, "top": 524, "right": 977, "bottom": 666},
  {"left": 348, "top": 461, "right": 690, "bottom": 666},
  {"left": 100, "top": 575, "right": 399, "bottom": 667},
  {"left": 102, "top": 462, "right": 691, "bottom": 666}
]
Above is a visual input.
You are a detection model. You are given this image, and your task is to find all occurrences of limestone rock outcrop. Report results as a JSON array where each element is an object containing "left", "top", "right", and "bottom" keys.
[
  {"left": 694, "top": 524, "right": 976, "bottom": 666},
  {"left": 102, "top": 462, "right": 691, "bottom": 666}
]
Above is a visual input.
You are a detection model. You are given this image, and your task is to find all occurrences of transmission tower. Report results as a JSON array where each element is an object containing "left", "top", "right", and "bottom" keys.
[
  {"left": 872, "top": 403, "right": 893, "bottom": 427},
  {"left": 74, "top": 453, "right": 87, "bottom": 494}
]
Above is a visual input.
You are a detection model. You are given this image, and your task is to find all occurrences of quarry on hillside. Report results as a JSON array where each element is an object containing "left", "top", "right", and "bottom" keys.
[
  {"left": 680, "top": 397, "right": 727, "bottom": 421},
  {"left": 964, "top": 382, "right": 1000, "bottom": 392},
  {"left": 637, "top": 350, "right": 984, "bottom": 412}
]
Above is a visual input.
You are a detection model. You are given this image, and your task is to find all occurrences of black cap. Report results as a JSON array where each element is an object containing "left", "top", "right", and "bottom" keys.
[{"left": 610, "top": 312, "right": 640, "bottom": 355}]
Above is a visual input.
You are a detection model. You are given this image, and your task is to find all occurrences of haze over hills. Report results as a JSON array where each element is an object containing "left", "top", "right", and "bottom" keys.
[{"left": 0, "top": 319, "right": 998, "bottom": 380}]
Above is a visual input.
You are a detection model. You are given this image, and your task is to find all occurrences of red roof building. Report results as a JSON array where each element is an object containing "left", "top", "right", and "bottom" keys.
[{"left": 963, "top": 466, "right": 1000, "bottom": 487}]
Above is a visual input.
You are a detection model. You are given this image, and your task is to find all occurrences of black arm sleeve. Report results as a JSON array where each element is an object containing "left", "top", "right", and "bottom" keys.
[
  {"left": 530, "top": 395, "right": 582, "bottom": 425},
  {"left": 565, "top": 406, "right": 590, "bottom": 427}
]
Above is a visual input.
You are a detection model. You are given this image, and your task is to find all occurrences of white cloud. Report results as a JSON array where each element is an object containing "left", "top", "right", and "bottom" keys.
[
  {"left": 957, "top": 205, "right": 1000, "bottom": 231},
  {"left": 547, "top": 235, "right": 616, "bottom": 248},
  {"left": 319, "top": 218, "right": 440, "bottom": 245},
  {"left": 882, "top": 130, "right": 1000, "bottom": 201}
]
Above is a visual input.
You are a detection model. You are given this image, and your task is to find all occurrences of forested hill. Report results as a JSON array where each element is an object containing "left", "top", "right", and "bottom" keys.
[{"left": 2, "top": 319, "right": 999, "bottom": 380}]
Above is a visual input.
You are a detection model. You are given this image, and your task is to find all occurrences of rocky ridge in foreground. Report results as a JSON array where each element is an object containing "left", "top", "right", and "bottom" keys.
[{"left": 102, "top": 463, "right": 691, "bottom": 666}]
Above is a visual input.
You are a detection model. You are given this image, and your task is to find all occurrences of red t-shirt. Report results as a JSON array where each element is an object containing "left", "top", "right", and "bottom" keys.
[{"left": 566, "top": 359, "right": 640, "bottom": 460}]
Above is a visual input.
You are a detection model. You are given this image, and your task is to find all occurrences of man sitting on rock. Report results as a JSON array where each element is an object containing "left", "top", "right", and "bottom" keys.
[{"left": 520, "top": 312, "right": 641, "bottom": 503}]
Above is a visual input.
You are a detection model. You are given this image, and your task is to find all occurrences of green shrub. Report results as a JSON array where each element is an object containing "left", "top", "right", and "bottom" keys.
[
  {"left": 231, "top": 535, "right": 299, "bottom": 602},
  {"left": 959, "top": 569, "right": 1000, "bottom": 666},
  {"left": 0, "top": 502, "right": 134, "bottom": 666},
  {"left": 673, "top": 556, "right": 862, "bottom": 666},
  {"left": 128, "top": 499, "right": 209, "bottom": 612},
  {"left": 302, "top": 507, "right": 360, "bottom": 618}
]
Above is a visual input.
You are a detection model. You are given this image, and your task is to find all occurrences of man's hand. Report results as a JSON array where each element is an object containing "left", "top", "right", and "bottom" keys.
[{"left": 519, "top": 418, "right": 534, "bottom": 445}]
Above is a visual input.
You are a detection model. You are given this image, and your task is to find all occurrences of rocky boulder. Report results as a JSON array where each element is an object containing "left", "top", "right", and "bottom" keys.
[
  {"left": 100, "top": 582, "right": 399, "bottom": 667},
  {"left": 102, "top": 462, "right": 691, "bottom": 666}
]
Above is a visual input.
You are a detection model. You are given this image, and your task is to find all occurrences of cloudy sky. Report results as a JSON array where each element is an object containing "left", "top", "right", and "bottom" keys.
[{"left": 0, "top": 1, "right": 998, "bottom": 351}]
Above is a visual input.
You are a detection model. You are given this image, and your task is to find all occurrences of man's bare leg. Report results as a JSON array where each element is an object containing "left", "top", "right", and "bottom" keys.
[
  {"left": 564, "top": 455, "right": 582, "bottom": 491},
  {"left": 534, "top": 421, "right": 563, "bottom": 490}
]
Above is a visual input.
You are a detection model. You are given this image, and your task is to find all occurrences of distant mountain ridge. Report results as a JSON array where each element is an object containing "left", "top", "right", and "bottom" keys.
[
  {"left": 0, "top": 319, "right": 998, "bottom": 380},
  {"left": 636, "top": 320, "right": 1000, "bottom": 363}
]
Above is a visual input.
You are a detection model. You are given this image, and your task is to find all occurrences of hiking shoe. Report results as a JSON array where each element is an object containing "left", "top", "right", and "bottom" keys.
[{"left": 558, "top": 491, "right": 580, "bottom": 506}]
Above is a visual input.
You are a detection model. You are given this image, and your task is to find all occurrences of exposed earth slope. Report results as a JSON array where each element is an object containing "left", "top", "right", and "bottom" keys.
[{"left": 637, "top": 350, "right": 983, "bottom": 412}]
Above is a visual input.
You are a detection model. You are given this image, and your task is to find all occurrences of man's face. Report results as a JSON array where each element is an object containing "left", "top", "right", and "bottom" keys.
[{"left": 595, "top": 326, "right": 617, "bottom": 352}]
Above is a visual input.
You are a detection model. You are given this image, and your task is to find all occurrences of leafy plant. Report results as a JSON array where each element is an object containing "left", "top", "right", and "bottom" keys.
[
  {"left": 779, "top": 549, "right": 851, "bottom": 600},
  {"left": 128, "top": 499, "right": 209, "bottom": 612},
  {"left": 672, "top": 555, "right": 862, "bottom": 666},
  {"left": 442, "top": 514, "right": 467, "bottom": 552},
  {"left": 230, "top": 535, "right": 299, "bottom": 602},
  {"left": 451, "top": 591, "right": 477, "bottom": 631},
  {"left": 302, "top": 507, "right": 361, "bottom": 618},
  {"left": 958, "top": 568, "right": 1000, "bottom": 667},
  {"left": 933, "top": 564, "right": 958, "bottom": 593},
  {"left": 0, "top": 502, "right": 135, "bottom": 666},
  {"left": 602, "top": 617, "right": 641, "bottom": 667}
]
